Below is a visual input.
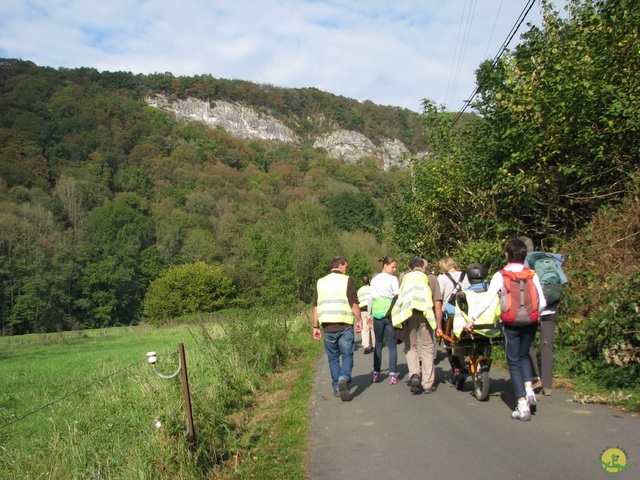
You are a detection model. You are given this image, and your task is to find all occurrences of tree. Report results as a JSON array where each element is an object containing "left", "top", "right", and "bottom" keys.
[
  {"left": 470, "top": 0, "right": 640, "bottom": 239},
  {"left": 77, "top": 193, "right": 154, "bottom": 326},
  {"left": 394, "top": 0, "right": 640, "bottom": 260},
  {"left": 324, "top": 190, "right": 383, "bottom": 240},
  {"left": 54, "top": 173, "right": 110, "bottom": 235},
  {"left": 143, "top": 262, "right": 235, "bottom": 323}
]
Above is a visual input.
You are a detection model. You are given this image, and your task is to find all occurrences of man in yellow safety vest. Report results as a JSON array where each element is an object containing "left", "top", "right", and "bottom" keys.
[
  {"left": 392, "top": 257, "right": 443, "bottom": 394},
  {"left": 313, "top": 256, "right": 363, "bottom": 401}
]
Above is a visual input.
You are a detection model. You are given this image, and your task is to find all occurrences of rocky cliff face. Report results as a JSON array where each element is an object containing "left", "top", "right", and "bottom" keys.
[
  {"left": 313, "top": 131, "right": 409, "bottom": 170},
  {"left": 147, "top": 95, "right": 298, "bottom": 143},
  {"left": 146, "top": 94, "right": 410, "bottom": 170}
]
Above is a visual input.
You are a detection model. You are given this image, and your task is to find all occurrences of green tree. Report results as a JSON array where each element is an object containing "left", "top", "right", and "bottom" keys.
[
  {"left": 324, "top": 190, "right": 383, "bottom": 239},
  {"left": 346, "top": 252, "right": 371, "bottom": 288},
  {"left": 143, "top": 262, "right": 235, "bottom": 323},
  {"left": 394, "top": 0, "right": 640, "bottom": 259},
  {"left": 470, "top": 0, "right": 640, "bottom": 239},
  {"left": 77, "top": 193, "right": 154, "bottom": 326}
]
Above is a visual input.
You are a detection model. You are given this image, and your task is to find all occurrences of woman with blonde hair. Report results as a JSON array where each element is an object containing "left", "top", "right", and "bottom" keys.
[{"left": 437, "top": 256, "right": 470, "bottom": 319}]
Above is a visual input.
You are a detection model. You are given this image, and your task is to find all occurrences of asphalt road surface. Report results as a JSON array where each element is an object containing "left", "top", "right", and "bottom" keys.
[{"left": 308, "top": 334, "right": 639, "bottom": 480}]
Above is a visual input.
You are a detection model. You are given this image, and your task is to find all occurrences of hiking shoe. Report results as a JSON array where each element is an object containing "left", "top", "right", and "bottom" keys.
[
  {"left": 333, "top": 389, "right": 340, "bottom": 398},
  {"left": 511, "top": 405, "right": 531, "bottom": 421},
  {"left": 372, "top": 372, "right": 381, "bottom": 383},
  {"left": 423, "top": 387, "right": 436, "bottom": 394},
  {"left": 410, "top": 375, "right": 422, "bottom": 394},
  {"left": 542, "top": 388, "right": 552, "bottom": 396},
  {"left": 363, "top": 347, "right": 373, "bottom": 354},
  {"left": 527, "top": 392, "right": 537, "bottom": 414},
  {"left": 389, "top": 374, "right": 399, "bottom": 385},
  {"left": 338, "top": 379, "right": 350, "bottom": 401}
]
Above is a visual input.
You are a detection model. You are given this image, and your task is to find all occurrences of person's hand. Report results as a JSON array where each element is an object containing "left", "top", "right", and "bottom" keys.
[
  {"left": 367, "top": 317, "right": 373, "bottom": 328},
  {"left": 312, "top": 327, "right": 322, "bottom": 340},
  {"left": 465, "top": 319, "right": 475, "bottom": 332},
  {"left": 355, "top": 319, "right": 363, "bottom": 334},
  {"left": 436, "top": 328, "right": 443, "bottom": 338}
]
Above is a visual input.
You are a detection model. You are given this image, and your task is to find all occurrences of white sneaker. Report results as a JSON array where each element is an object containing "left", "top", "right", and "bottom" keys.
[{"left": 512, "top": 404, "right": 531, "bottom": 421}]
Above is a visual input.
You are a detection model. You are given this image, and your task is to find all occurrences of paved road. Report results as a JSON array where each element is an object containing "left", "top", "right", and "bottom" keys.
[{"left": 308, "top": 334, "right": 640, "bottom": 480}]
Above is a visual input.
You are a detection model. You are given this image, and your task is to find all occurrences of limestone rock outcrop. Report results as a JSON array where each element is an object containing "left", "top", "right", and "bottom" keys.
[{"left": 147, "top": 94, "right": 410, "bottom": 170}]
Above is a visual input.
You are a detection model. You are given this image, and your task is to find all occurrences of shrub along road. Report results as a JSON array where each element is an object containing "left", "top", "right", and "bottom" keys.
[{"left": 308, "top": 336, "right": 639, "bottom": 479}]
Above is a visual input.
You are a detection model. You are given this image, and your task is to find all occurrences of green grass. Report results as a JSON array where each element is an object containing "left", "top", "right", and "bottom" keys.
[
  {"left": 0, "top": 310, "right": 321, "bottom": 479},
  {"left": 218, "top": 329, "right": 321, "bottom": 479}
]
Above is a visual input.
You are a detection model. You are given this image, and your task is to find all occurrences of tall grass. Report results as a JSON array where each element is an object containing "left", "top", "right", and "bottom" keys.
[{"left": 0, "top": 308, "right": 320, "bottom": 479}]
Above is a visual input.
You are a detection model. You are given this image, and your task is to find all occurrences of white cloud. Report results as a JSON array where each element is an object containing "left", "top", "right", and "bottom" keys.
[{"left": 0, "top": 0, "right": 566, "bottom": 112}]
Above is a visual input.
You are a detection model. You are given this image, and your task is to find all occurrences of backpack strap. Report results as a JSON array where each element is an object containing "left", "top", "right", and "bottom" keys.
[{"left": 445, "top": 271, "right": 466, "bottom": 304}]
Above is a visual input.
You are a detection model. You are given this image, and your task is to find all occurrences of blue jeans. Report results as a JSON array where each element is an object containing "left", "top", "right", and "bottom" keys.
[
  {"left": 503, "top": 323, "right": 537, "bottom": 399},
  {"left": 323, "top": 326, "right": 355, "bottom": 390},
  {"left": 373, "top": 317, "right": 397, "bottom": 374}
]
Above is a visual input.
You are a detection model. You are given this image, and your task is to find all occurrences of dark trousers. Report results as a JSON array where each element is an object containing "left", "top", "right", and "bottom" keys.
[{"left": 528, "top": 313, "right": 558, "bottom": 390}]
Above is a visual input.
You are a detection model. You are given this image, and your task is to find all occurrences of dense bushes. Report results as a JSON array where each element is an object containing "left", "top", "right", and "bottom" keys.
[
  {"left": 557, "top": 200, "right": 640, "bottom": 390},
  {"left": 143, "top": 262, "right": 235, "bottom": 324}
]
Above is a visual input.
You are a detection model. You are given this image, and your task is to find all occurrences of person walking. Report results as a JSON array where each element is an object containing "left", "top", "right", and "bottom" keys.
[
  {"left": 519, "top": 236, "right": 568, "bottom": 396},
  {"left": 437, "top": 256, "right": 470, "bottom": 320},
  {"left": 392, "top": 257, "right": 443, "bottom": 394},
  {"left": 369, "top": 256, "right": 400, "bottom": 384},
  {"left": 468, "top": 239, "right": 546, "bottom": 421},
  {"left": 446, "top": 264, "right": 496, "bottom": 384},
  {"left": 312, "top": 256, "right": 363, "bottom": 401},
  {"left": 357, "top": 275, "right": 374, "bottom": 354}
]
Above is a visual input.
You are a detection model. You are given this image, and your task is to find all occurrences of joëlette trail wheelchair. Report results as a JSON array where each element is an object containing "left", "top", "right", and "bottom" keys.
[{"left": 440, "top": 288, "right": 503, "bottom": 401}]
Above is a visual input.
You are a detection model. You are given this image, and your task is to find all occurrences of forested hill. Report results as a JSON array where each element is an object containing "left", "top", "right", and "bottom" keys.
[
  {"left": 0, "top": 58, "right": 430, "bottom": 166},
  {"left": 0, "top": 57, "right": 424, "bottom": 334}
]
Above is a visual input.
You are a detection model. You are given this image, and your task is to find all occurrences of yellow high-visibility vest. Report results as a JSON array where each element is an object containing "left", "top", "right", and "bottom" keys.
[
  {"left": 317, "top": 273, "right": 355, "bottom": 325},
  {"left": 452, "top": 289, "right": 501, "bottom": 337},
  {"left": 391, "top": 270, "right": 435, "bottom": 328},
  {"left": 357, "top": 285, "right": 371, "bottom": 309}
]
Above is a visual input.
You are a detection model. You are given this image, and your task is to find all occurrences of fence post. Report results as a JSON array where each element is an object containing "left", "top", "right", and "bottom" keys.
[{"left": 178, "top": 343, "right": 196, "bottom": 443}]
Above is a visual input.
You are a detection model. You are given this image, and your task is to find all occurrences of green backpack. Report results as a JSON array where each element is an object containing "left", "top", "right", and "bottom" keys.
[{"left": 527, "top": 253, "right": 563, "bottom": 305}]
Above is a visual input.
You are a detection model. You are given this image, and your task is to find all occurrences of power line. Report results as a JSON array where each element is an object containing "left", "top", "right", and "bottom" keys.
[
  {"left": 445, "top": 0, "right": 473, "bottom": 108},
  {"left": 484, "top": 0, "right": 505, "bottom": 60},
  {"left": 451, "top": 0, "right": 537, "bottom": 126},
  {"left": 451, "top": 0, "right": 478, "bottom": 109}
]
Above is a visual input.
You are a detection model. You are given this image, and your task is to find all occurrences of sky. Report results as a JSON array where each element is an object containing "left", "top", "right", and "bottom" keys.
[{"left": 0, "top": 0, "right": 566, "bottom": 113}]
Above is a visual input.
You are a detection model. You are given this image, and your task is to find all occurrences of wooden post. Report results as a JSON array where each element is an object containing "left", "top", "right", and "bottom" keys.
[{"left": 178, "top": 343, "right": 196, "bottom": 443}]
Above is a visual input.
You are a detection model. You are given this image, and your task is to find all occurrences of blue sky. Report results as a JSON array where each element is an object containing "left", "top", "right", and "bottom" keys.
[{"left": 0, "top": 0, "right": 566, "bottom": 112}]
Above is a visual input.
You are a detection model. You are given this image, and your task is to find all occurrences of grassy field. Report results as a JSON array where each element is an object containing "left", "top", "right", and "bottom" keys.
[{"left": 0, "top": 310, "right": 321, "bottom": 479}]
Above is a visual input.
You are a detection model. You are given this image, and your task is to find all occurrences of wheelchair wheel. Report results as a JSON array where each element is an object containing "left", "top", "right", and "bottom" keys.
[{"left": 473, "top": 362, "right": 490, "bottom": 401}]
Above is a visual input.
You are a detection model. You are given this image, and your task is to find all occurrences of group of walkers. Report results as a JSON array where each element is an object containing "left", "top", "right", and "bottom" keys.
[{"left": 312, "top": 237, "right": 567, "bottom": 421}]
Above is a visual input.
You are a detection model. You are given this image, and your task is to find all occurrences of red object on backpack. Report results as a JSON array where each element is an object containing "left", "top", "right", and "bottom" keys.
[{"left": 499, "top": 268, "right": 539, "bottom": 327}]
